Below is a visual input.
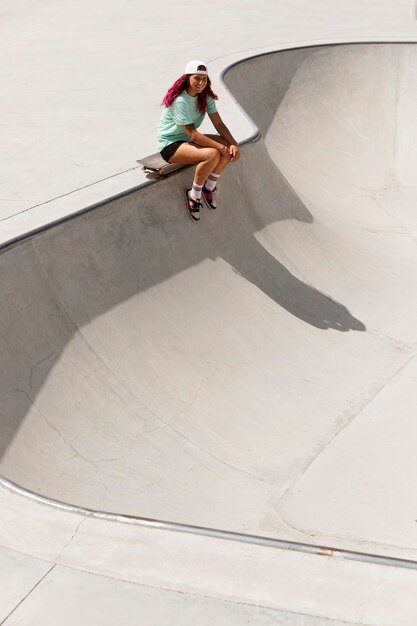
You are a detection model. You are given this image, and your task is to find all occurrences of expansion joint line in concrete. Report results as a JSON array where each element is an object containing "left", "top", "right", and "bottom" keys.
[
  {"left": 0, "top": 564, "right": 55, "bottom": 625},
  {"left": 273, "top": 350, "right": 417, "bottom": 528},
  {"left": 0, "top": 166, "right": 140, "bottom": 223}
]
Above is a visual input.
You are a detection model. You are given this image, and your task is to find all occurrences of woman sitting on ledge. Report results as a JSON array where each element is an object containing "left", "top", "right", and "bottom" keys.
[{"left": 157, "top": 60, "right": 240, "bottom": 222}]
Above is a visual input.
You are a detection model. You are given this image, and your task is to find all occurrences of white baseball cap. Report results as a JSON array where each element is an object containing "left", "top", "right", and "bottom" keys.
[{"left": 184, "top": 59, "right": 208, "bottom": 75}]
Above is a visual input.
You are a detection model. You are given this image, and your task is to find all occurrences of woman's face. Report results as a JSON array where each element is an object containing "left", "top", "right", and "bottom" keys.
[{"left": 188, "top": 73, "right": 208, "bottom": 94}]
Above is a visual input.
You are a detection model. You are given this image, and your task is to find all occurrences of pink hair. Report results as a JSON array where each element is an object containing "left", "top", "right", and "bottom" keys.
[{"left": 161, "top": 74, "right": 218, "bottom": 114}]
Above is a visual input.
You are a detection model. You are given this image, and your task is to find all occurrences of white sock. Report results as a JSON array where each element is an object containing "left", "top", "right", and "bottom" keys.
[
  {"left": 190, "top": 181, "right": 203, "bottom": 201},
  {"left": 204, "top": 172, "right": 220, "bottom": 192}
]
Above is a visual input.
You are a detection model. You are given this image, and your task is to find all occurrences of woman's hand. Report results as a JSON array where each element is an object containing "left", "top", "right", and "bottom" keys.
[{"left": 229, "top": 144, "right": 240, "bottom": 162}]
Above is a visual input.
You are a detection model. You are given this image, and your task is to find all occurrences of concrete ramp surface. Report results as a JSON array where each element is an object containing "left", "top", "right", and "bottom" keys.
[{"left": 2, "top": 43, "right": 417, "bottom": 560}]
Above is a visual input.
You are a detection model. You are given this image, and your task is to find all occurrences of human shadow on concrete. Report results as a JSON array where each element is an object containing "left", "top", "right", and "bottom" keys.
[
  {"left": 0, "top": 140, "right": 365, "bottom": 474},
  {"left": 217, "top": 145, "right": 365, "bottom": 332}
]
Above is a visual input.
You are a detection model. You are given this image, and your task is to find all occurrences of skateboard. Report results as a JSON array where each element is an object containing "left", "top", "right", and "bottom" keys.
[{"left": 136, "top": 153, "right": 183, "bottom": 176}]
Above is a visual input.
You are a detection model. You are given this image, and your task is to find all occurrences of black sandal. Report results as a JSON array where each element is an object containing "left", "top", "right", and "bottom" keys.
[{"left": 185, "top": 189, "right": 202, "bottom": 222}]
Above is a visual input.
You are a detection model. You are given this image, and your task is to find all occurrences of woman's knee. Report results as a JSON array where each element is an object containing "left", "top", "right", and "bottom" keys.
[{"left": 204, "top": 148, "right": 220, "bottom": 164}]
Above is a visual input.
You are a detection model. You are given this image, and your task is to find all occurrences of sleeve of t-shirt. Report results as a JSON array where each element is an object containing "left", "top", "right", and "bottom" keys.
[
  {"left": 171, "top": 98, "right": 192, "bottom": 126},
  {"left": 207, "top": 97, "right": 218, "bottom": 115}
]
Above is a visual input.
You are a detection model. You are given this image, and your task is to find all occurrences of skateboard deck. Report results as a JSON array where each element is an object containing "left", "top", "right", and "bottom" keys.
[{"left": 137, "top": 153, "right": 183, "bottom": 176}]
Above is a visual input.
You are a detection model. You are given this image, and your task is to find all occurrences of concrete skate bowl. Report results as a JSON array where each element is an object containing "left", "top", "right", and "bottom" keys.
[{"left": 2, "top": 43, "right": 417, "bottom": 560}]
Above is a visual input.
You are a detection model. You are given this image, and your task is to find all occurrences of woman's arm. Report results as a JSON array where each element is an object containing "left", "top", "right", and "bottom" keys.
[
  {"left": 208, "top": 112, "right": 236, "bottom": 145},
  {"left": 208, "top": 112, "right": 240, "bottom": 161},
  {"left": 182, "top": 123, "right": 228, "bottom": 155}
]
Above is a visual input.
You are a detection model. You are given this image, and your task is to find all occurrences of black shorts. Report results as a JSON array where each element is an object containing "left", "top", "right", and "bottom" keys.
[{"left": 160, "top": 141, "right": 186, "bottom": 163}]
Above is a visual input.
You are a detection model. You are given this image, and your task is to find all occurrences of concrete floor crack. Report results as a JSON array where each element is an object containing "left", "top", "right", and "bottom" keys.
[
  {"left": 35, "top": 406, "right": 121, "bottom": 467},
  {"left": 55, "top": 517, "right": 87, "bottom": 562}
]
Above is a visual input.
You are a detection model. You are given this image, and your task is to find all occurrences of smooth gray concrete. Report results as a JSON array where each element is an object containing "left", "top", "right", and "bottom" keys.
[
  {"left": 0, "top": 564, "right": 364, "bottom": 626},
  {"left": 0, "top": 547, "right": 51, "bottom": 623},
  {"left": 1, "top": 44, "right": 417, "bottom": 565}
]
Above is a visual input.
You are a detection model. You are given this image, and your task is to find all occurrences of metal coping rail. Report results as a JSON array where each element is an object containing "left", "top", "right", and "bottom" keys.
[{"left": 1, "top": 475, "right": 417, "bottom": 572}]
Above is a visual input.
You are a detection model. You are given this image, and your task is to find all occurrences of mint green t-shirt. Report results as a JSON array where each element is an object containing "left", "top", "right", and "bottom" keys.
[{"left": 157, "top": 91, "right": 217, "bottom": 151}]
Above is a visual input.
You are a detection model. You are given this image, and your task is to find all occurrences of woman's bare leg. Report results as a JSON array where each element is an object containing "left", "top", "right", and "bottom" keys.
[
  {"left": 205, "top": 135, "right": 231, "bottom": 175},
  {"left": 169, "top": 143, "right": 220, "bottom": 186}
]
